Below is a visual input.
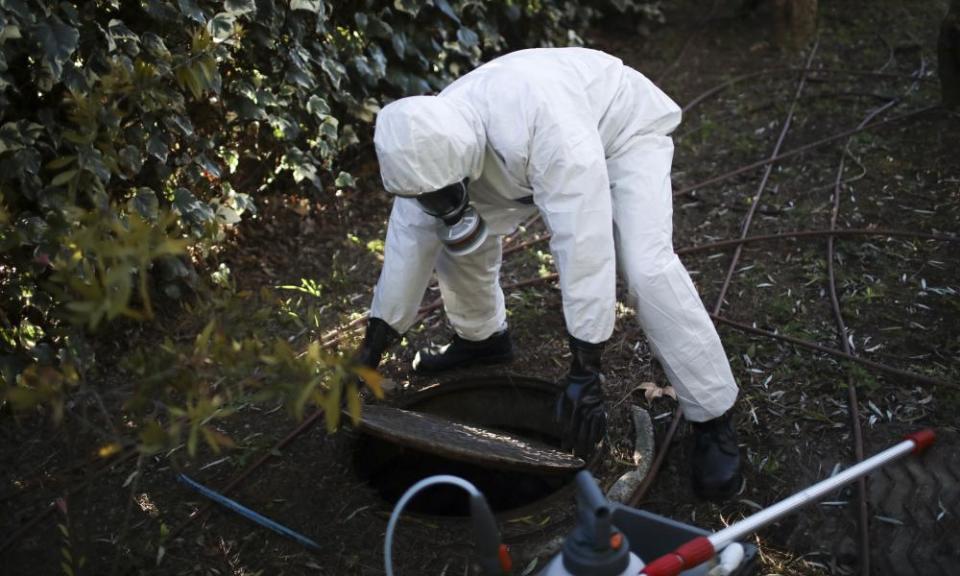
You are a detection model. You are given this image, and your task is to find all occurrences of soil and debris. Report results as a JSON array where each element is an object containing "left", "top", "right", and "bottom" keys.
[{"left": 2, "top": 1, "right": 959, "bottom": 574}]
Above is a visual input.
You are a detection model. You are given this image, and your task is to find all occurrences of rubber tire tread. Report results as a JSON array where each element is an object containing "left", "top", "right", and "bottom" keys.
[{"left": 868, "top": 443, "right": 960, "bottom": 575}]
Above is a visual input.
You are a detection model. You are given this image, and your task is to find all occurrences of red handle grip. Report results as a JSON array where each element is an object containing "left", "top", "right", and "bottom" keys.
[
  {"left": 642, "top": 536, "right": 715, "bottom": 576},
  {"left": 905, "top": 428, "right": 935, "bottom": 454}
]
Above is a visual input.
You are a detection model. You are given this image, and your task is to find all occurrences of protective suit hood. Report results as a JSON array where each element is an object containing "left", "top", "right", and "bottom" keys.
[{"left": 374, "top": 95, "right": 485, "bottom": 196}]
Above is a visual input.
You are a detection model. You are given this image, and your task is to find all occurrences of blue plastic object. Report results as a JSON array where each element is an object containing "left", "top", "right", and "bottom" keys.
[{"left": 177, "top": 473, "right": 321, "bottom": 551}]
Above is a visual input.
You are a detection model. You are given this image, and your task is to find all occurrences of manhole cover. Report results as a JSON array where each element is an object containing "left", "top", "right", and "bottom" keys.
[
  {"left": 353, "top": 375, "right": 595, "bottom": 517},
  {"left": 357, "top": 403, "right": 585, "bottom": 473}
]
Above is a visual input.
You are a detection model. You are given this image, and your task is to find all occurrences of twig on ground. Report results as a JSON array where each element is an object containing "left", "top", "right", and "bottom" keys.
[
  {"left": 820, "top": 51, "right": 927, "bottom": 566},
  {"left": 676, "top": 228, "right": 958, "bottom": 255},
  {"left": 682, "top": 67, "right": 934, "bottom": 114},
  {"left": 713, "top": 39, "right": 819, "bottom": 313},
  {"left": 673, "top": 105, "right": 938, "bottom": 197},
  {"left": 710, "top": 315, "right": 956, "bottom": 389}
]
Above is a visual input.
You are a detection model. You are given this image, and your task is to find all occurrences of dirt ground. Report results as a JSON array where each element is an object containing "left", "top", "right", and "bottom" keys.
[{"left": 2, "top": 0, "right": 959, "bottom": 574}]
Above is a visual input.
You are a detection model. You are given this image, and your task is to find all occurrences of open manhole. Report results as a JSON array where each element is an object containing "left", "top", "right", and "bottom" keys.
[{"left": 353, "top": 375, "right": 598, "bottom": 518}]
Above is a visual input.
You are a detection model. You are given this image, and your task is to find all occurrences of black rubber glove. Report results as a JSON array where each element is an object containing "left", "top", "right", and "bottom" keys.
[{"left": 555, "top": 336, "right": 607, "bottom": 458}]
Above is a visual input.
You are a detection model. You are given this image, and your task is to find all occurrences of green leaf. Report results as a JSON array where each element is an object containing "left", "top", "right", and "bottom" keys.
[
  {"left": 232, "top": 191, "right": 255, "bottom": 215},
  {"left": 286, "top": 46, "right": 316, "bottom": 89},
  {"left": 142, "top": 32, "right": 171, "bottom": 60},
  {"left": 352, "top": 97, "right": 380, "bottom": 123},
  {"left": 46, "top": 155, "right": 77, "bottom": 170},
  {"left": 1, "top": 1, "right": 33, "bottom": 22},
  {"left": 173, "top": 188, "right": 215, "bottom": 224},
  {"left": 319, "top": 116, "right": 338, "bottom": 141},
  {"left": 207, "top": 13, "right": 236, "bottom": 43},
  {"left": 393, "top": 0, "right": 424, "bottom": 17},
  {"left": 367, "top": 44, "right": 387, "bottom": 78},
  {"left": 107, "top": 19, "right": 138, "bottom": 45},
  {"left": 434, "top": 0, "right": 461, "bottom": 24},
  {"left": 216, "top": 204, "right": 241, "bottom": 225},
  {"left": 194, "top": 154, "right": 221, "bottom": 179},
  {"left": 162, "top": 115, "right": 194, "bottom": 137},
  {"left": 291, "top": 0, "right": 325, "bottom": 18},
  {"left": 1, "top": 121, "right": 43, "bottom": 148},
  {"left": 319, "top": 57, "right": 346, "bottom": 90},
  {"left": 391, "top": 32, "right": 406, "bottom": 59},
  {"left": 78, "top": 146, "right": 111, "bottom": 183},
  {"left": 324, "top": 379, "right": 341, "bottom": 432},
  {"left": 293, "top": 162, "right": 318, "bottom": 187},
  {"left": 366, "top": 17, "right": 393, "bottom": 39},
  {"left": 351, "top": 55, "right": 376, "bottom": 85},
  {"left": 187, "top": 423, "right": 198, "bottom": 456},
  {"left": 35, "top": 15, "right": 79, "bottom": 80},
  {"left": 0, "top": 22, "right": 23, "bottom": 43},
  {"left": 306, "top": 95, "right": 330, "bottom": 118},
  {"left": 195, "top": 318, "right": 216, "bottom": 354},
  {"left": 221, "top": 149, "right": 239, "bottom": 174},
  {"left": 334, "top": 171, "right": 355, "bottom": 189},
  {"left": 346, "top": 382, "right": 361, "bottom": 424},
  {"left": 130, "top": 188, "right": 159, "bottom": 221},
  {"left": 147, "top": 133, "right": 169, "bottom": 163},
  {"left": 340, "top": 124, "right": 360, "bottom": 148},
  {"left": 457, "top": 26, "right": 479, "bottom": 48},
  {"left": 176, "top": 65, "right": 204, "bottom": 99},
  {"left": 145, "top": 0, "right": 181, "bottom": 21},
  {"left": 118, "top": 145, "right": 143, "bottom": 176},
  {"left": 177, "top": 0, "right": 206, "bottom": 23},
  {"left": 51, "top": 169, "right": 78, "bottom": 187},
  {"left": 197, "top": 57, "right": 221, "bottom": 93},
  {"left": 224, "top": 0, "right": 256, "bottom": 16}
]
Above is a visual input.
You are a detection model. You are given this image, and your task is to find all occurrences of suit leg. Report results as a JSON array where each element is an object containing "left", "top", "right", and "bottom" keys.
[{"left": 607, "top": 133, "right": 738, "bottom": 422}]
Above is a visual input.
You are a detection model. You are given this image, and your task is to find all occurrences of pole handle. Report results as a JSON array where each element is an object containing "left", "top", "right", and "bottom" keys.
[
  {"left": 641, "top": 429, "right": 936, "bottom": 575},
  {"left": 641, "top": 536, "right": 714, "bottom": 576},
  {"left": 905, "top": 428, "right": 935, "bottom": 454}
]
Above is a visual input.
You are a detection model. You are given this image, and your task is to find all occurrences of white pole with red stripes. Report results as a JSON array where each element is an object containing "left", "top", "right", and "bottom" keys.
[{"left": 641, "top": 429, "right": 936, "bottom": 576}]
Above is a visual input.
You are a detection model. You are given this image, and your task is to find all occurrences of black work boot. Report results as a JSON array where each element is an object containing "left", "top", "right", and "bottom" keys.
[
  {"left": 412, "top": 329, "right": 514, "bottom": 374},
  {"left": 356, "top": 317, "right": 401, "bottom": 369},
  {"left": 691, "top": 411, "right": 742, "bottom": 500},
  {"left": 568, "top": 335, "right": 603, "bottom": 376}
]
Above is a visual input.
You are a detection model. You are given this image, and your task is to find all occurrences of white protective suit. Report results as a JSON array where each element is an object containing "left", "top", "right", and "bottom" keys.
[{"left": 370, "top": 48, "right": 737, "bottom": 421}]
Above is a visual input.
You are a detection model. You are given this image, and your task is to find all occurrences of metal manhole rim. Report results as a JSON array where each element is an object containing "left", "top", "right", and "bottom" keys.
[{"left": 353, "top": 371, "right": 607, "bottom": 523}]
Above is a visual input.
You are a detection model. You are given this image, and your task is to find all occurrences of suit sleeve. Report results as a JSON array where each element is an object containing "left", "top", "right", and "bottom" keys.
[
  {"left": 369, "top": 197, "right": 442, "bottom": 333},
  {"left": 527, "top": 108, "right": 616, "bottom": 344}
]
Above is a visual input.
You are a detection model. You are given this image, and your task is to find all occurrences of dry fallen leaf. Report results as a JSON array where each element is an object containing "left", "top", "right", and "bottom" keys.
[{"left": 638, "top": 381, "right": 677, "bottom": 403}]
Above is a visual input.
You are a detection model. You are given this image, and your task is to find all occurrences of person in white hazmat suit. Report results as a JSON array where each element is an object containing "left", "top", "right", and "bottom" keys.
[{"left": 356, "top": 48, "right": 742, "bottom": 499}]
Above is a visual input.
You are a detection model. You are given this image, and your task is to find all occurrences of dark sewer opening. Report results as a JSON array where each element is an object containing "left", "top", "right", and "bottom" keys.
[{"left": 353, "top": 376, "right": 584, "bottom": 517}]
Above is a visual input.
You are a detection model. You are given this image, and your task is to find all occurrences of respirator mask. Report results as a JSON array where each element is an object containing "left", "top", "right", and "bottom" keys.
[{"left": 416, "top": 179, "right": 488, "bottom": 256}]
